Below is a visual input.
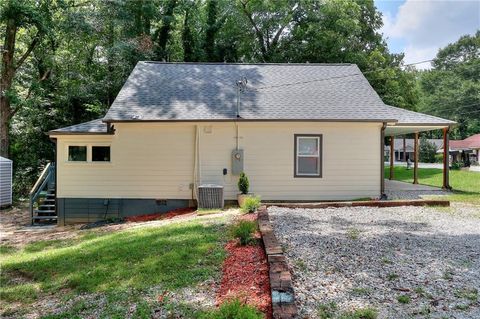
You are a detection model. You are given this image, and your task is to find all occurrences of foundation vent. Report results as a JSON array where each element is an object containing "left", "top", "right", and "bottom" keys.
[{"left": 197, "top": 184, "right": 224, "bottom": 209}]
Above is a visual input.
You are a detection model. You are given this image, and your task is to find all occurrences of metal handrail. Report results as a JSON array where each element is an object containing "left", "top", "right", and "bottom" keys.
[{"left": 30, "top": 162, "right": 55, "bottom": 224}]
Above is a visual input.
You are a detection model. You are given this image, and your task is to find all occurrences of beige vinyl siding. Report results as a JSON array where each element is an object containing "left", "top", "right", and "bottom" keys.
[
  {"left": 199, "top": 122, "right": 381, "bottom": 200},
  {"left": 53, "top": 121, "right": 381, "bottom": 200},
  {"left": 54, "top": 123, "right": 195, "bottom": 198}
]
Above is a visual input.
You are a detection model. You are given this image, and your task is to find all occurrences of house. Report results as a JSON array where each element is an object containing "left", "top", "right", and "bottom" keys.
[
  {"left": 42, "top": 62, "right": 455, "bottom": 225},
  {"left": 384, "top": 138, "right": 444, "bottom": 162},
  {"left": 442, "top": 134, "right": 480, "bottom": 165}
]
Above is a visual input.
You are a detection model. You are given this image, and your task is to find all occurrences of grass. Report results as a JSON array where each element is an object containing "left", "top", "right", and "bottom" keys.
[
  {"left": 317, "top": 303, "right": 377, "bottom": 319},
  {"left": 200, "top": 299, "right": 263, "bottom": 319},
  {"left": 346, "top": 228, "right": 361, "bottom": 240},
  {"left": 387, "top": 273, "right": 399, "bottom": 281},
  {"left": 397, "top": 295, "right": 411, "bottom": 304},
  {"left": 317, "top": 302, "right": 338, "bottom": 318},
  {"left": 0, "top": 219, "right": 227, "bottom": 317},
  {"left": 339, "top": 308, "right": 378, "bottom": 319},
  {"left": 385, "top": 166, "right": 480, "bottom": 204}
]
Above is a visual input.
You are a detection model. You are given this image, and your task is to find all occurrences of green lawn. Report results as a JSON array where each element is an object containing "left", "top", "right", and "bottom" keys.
[
  {"left": 385, "top": 166, "right": 480, "bottom": 204},
  {"left": 0, "top": 219, "right": 227, "bottom": 318}
]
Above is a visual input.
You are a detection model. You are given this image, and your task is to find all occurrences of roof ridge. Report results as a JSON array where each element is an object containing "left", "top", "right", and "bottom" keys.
[{"left": 141, "top": 61, "right": 354, "bottom": 66}]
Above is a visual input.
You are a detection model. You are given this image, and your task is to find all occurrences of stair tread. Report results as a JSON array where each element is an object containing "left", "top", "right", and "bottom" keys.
[{"left": 32, "top": 216, "right": 58, "bottom": 220}]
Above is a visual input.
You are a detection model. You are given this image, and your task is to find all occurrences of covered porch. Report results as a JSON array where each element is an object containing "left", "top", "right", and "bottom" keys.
[{"left": 380, "top": 106, "right": 456, "bottom": 198}]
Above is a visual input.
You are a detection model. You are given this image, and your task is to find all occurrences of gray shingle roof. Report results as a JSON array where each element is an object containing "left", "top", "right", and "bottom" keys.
[
  {"left": 49, "top": 119, "right": 108, "bottom": 134},
  {"left": 103, "top": 62, "right": 399, "bottom": 122},
  {"left": 50, "top": 62, "right": 455, "bottom": 134}
]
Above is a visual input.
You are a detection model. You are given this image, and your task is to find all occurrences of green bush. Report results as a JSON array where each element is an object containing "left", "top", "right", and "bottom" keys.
[
  {"left": 238, "top": 172, "right": 249, "bottom": 194},
  {"left": 200, "top": 299, "right": 263, "bottom": 319},
  {"left": 241, "top": 196, "right": 261, "bottom": 213},
  {"left": 434, "top": 154, "right": 443, "bottom": 163},
  {"left": 231, "top": 220, "right": 257, "bottom": 245},
  {"left": 451, "top": 161, "right": 463, "bottom": 170},
  {"left": 419, "top": 137, "right": 438, "bottom": 163}
]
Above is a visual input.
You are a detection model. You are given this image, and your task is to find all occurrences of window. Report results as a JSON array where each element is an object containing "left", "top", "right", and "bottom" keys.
[
  {"left": 68, "top": 146, "right": 87, "bottom": 161},
  {"left": 294, "top": 135, "right": 322, "bottom": 177},
  {"left": 92, "top": 146, "right": 111, "bottom": 162}
]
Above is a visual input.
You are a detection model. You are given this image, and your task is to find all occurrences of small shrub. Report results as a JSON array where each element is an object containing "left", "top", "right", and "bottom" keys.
[
  {"left": 434, "top": 154, "right": 443, "bottom": 163},
  {"left": 200, "top": 299, "right": 263, "bottom": 319},
  {"left": 317, "top": 301, "right": 337, "bottom": 318},
  {"left": 238, "top": 172, "right": 249, "bottom": 194},
  {"left": 346, "top": 228, "right": 360, "bottom": 240},
  {"left": 451, "top": 162, "right": 463, "bottom": 170},
  {"left": 339, "top": 307, "right": 378, "bottom": 319},
  {"left": 241, "top": 196, "right": 261, "bottom": 213},
  {"left": 231, "top": 220, "right": 257, "bottom": 245},
  {"left": 397, "top": 295, "right": 411, "bottom": 304},
  {"left": 387, "top": 273, "right": 399, "bottom": 281}
]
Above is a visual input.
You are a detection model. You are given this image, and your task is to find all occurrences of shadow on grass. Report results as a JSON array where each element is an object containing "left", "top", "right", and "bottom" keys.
[{"left": 0, "top": 222, "right": 226, "bottom": 304}]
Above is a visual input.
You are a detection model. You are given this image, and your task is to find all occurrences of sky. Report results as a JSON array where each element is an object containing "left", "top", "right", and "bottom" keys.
[{"left": 374, "top": 0, "right": 480, "bottom": 69}]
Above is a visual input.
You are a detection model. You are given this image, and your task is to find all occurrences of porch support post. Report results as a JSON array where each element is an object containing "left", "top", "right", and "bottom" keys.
[
  {"left": 413, "top": 132, "right": 419, "bottom": 184},
  {"left": 442, "top": 127, "right": 451, "bottom": 190},
  {"left": 389, "top": 136, "right": 394, "bottom": 180},
  {"left": 380, "top": 123, "right": 387, "bottom": 198},
  {"left": 403, "top": 137, "right": 406, "bottom": 162}
]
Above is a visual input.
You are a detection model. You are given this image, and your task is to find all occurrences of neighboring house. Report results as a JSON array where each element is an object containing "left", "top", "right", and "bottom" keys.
[
  {"left": 443, "top": 134, "right": 480, "bottom": 165},
  {"left": 384, "top": 138, "right": 444, "bottom": 162},
  {"left": 44, "top": 62, "right": 454, "bottom": 224}
]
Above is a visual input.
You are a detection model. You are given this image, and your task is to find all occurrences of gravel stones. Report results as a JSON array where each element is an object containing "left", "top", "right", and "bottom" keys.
[{"left": 268, "top": 205, "right": 480, "bottom": 318}]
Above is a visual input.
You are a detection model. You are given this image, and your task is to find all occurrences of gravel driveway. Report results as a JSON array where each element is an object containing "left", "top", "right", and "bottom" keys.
[{"left": 268, "top": 205, "right": 480, "bottom": 318}]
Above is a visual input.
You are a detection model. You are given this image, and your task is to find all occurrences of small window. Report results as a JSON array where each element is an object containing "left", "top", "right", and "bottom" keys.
[
  {"left": 92, "top": 146, "right": 111, "bottom": 162},
  {"left": 294, "top": 135, "right": 322, "bottom": 177},
  {"left": 68, "top": 146, "right": 87, "bottom": 161}
]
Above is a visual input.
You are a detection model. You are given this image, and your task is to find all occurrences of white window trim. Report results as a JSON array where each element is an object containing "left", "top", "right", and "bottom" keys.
[{"left": 65, "top": 144, "right": 112, "bottom": 164}]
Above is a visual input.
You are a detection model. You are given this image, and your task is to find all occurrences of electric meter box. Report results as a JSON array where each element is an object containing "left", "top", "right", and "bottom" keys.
[{"left": 231, "top": 149, "right": 244, "bottom": 175}]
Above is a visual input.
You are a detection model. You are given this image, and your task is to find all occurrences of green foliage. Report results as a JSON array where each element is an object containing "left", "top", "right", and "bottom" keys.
[
  {"left": 238, "top": 172, "right": 249, "bottom": 194},
  {"left": 231, "top": 220, "right": 257, "bottom": 245},
  {"left": 418, "top": 31, "right": 480, "bottom": 139},
  {"left": 317, "top": 301, "right": 338, "bottom": 318},
  {"left": 339, "top": 307, "right": 378, "bottom": 319},
  {"left": 397, "top": 295, "right": 411, "bottom": 304},
  {"left": 200, "top": 299, "right": 263, "bottom": 319},
  {"left": 241, "top": 196, "right": 261, "bottom": 213},
  {"left": 434, "top": 154, "right": 443, "bottom": 163},
  {"left": 419, "top": 137, "right": 438, "bottom": 163}
]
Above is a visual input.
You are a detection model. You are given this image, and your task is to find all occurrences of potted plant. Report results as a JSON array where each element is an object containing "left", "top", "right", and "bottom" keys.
[{"left": 237, "top": 172, "right": 253, "bottom": 207}]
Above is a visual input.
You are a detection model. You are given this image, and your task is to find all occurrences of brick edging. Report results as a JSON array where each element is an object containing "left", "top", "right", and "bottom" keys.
[
  {"left": 258, "top": 206, "right": 298, "bottom": 318},
  {"left": 265, "top": 199, "right": 449, "bottom": 209}
]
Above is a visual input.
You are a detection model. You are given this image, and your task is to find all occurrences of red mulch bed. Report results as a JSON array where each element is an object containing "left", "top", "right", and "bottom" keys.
[
  {"left": 217, "top": 212, "right": 273, "bottom": 318},
  {"left": 124, "top": 207, "right": 196, "bottom": 222}
]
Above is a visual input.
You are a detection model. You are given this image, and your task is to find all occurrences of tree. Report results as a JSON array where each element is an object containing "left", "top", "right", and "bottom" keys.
[
  {"left": 0, "top": 0, "right": 51, "bottom": 157},
  {"left": 419, "top": 137, "right": 437, "bottom": 163},
  {"left": 418, "top": 31, "right": 480, "bottom": 139}
]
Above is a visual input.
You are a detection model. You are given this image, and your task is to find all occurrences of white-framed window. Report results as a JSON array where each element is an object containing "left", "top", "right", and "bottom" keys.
[
  {"left": 92, "top": 146, "right": 111, "bottom": 162},
  {"left": 66, "top": 145, "right": 111, "bottom": 163},
  {"left": 294, "top": 134, "right": 322, "bottom": 177},
  {"left": 68, "top": 146, "right": 87, "bottom": 162}
]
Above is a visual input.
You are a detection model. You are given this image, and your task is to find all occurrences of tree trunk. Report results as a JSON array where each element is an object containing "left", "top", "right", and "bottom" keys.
[{"left": 0, "top": 18, "right": 17, "bottom": 158}]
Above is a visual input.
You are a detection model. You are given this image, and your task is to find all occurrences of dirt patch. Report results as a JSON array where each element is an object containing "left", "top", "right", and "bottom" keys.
[
  {"left": 217, "top": 212, "right": 273, "bottom": 318},
  {"left": 124, "top": 207, "right": 196, "bottom": 222}
]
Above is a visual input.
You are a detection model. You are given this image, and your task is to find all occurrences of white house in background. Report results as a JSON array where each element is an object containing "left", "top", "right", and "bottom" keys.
[{"left": 38, "top": 62, "right": 455, "bottom": 225}]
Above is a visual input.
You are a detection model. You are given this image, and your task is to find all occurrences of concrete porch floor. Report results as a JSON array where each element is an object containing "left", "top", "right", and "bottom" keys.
[{"left": 385, "top": 179, "right": 448, "bottom": 200}]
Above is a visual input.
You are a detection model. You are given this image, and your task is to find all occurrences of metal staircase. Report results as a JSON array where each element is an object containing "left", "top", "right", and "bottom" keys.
[{"left": 30, "top": 162, "right": 57, "bottom": 224}]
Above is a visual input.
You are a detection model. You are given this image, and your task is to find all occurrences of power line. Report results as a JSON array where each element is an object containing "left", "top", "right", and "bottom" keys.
[{"left": 250, "top": 59, "right": 435, "bottom": 91}]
